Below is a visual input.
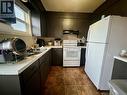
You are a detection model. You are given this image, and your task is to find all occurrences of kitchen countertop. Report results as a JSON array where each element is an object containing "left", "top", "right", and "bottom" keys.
[
  {"left": 45, "top": 45, "right": 63, "bottom": 48},
  {"left": 0, "top": 47, "right": 51, "bottom": 75},
  {"left": 109, "top": 80, "right": 127, "bottom": 95},
  {"left": 77, "top": 46, "right": 86, "bottom": 48},
  {"left": 45, "top": 45, "right": 86, "bottom": 48},
  {"left": 114, "top": 56, "right": 127, "bottom": 63},
  {"left": 0, "top": 45, "right": 86, "bottom": 75}
]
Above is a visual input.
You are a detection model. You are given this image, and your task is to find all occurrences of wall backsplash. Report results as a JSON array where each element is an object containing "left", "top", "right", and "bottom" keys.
[
  {"left": 0, "top": 22, "right": 34, "bottom": 49},
  {"left": 0, "top": 34, "right": 34, "bottom": 49}
]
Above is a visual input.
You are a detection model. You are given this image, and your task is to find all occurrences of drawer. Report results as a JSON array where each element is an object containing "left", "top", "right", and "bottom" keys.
[{"left": 63, "top": 61, "right": 80, "bottom": 67}]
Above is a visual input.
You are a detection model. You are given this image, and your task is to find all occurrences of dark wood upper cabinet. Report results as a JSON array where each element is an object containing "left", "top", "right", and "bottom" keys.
[{"left": 39, "top": 51, "right": 50, "bottom": 86}]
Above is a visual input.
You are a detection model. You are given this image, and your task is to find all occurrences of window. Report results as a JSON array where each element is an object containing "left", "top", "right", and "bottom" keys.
[{"left": 11, "top": 4, "right": 31, "bottom": 33}]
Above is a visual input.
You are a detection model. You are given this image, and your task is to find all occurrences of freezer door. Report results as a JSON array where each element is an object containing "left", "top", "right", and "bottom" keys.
[
  {"left": 87, "top": 16, "right": 110, "bottom": 43},
  {"left": 85, "top": 43, "right": 107, "bottom": 89}
]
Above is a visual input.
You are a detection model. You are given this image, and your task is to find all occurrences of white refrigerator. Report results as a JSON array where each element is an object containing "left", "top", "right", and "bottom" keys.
[{"left": 85, "top": 15, "right": 127, "bottom": 90}]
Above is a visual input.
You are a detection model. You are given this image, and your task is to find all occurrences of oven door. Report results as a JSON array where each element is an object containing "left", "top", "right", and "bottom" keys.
[{"left": 63, "top": 47, "right": 81, "bottom": 61}]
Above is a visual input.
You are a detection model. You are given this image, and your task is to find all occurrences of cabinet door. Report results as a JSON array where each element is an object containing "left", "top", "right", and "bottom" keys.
[
  {"left": 39, "top": 51, "right": 50, "bottom": 87},
  {"left": 23, "top": 70, "right": 41, "bottom": 95},
  {"left": 52, "top": 48, "right": 63, "bottom": 66},
  {"left": 20, "top": 60, "right": 41, "bottom": 95},
  {"left": 40, "top": 60, "right": 48, "bottom": 85},
  {"left": 20, "top": 61, "right": 39, "bottom": 85},
  {"left": 48, "top": 49, "right": 52, "bottom": 66},
  {"left": 80, "top": 48, "right": 86, "bottom": 66}
]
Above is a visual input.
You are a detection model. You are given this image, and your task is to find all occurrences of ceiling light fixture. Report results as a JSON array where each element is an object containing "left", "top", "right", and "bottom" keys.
[{"left": 21, "top": 0, "right": 28, "bottom": 3}]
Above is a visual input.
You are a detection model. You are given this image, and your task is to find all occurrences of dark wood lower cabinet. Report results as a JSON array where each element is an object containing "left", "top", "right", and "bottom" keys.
[
  {"left": 0, "top": 75, "right": 21, "bottom": 95},
  {"left": 0, "top": 49, "right": 52, "bottom": 95},
  {"left": 52, "top": 48, "right": 63, "bottom": 66},
  {"left": 21, "top": 50, "right": 51, "bottom": 95},
  {"left": 80, "top": 48, "right": 86, "bottom": 66},
  {"left": 39, "top": 50, "right": 51, "bottom": 86},
  {"left": 39, "top": 57, "right": 49, "bottom": 86},
  {"left": 22, "top": 70, "right": 41, "bottom": 95},
  {"left": 20, "top": 60, "right": 41, "bottom": 95}
]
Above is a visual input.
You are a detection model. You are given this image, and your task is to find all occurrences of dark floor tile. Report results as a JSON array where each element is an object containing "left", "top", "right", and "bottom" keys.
[
  {"left": 65, "top": 85, "right": 78, "bottom": 95},
  {"left": 43, "top": 66, "right": 109, "bottom": 95},
  {"left": 76, "top": 85, "right": 101, "bottom": 95},
  {"left": 45, "top": 75, "right": 64, "bottom": 88},
  {"left": 44, "top": 85, "right": 65, "bottom": 95}
]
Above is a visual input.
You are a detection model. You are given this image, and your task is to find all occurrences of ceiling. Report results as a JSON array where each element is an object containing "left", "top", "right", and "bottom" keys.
[{"left": 41, "top": 0, "right": 106, "bottom": 13}]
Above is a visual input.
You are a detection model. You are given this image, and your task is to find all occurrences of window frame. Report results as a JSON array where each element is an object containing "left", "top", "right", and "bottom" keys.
[{"left": 11, "top": 1, "right": 32, "bottom": 36}]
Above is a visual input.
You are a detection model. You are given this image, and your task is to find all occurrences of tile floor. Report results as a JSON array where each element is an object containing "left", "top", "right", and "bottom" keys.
[{"left": 43, "top": 66, "right": 109, "bottom": 95}]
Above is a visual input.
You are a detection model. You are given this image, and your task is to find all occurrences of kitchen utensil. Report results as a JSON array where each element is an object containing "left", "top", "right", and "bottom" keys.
[
  {"left": 54, "top": 38, "right": 61, "bottom": 46},
  {"left": 0, "top": 38, "right": 26, "bottom": 55},
  {"left": 47, "top": 40, "right": 53, "bottom": 46},
  {"left": 36, "top": 39, "right": 46, "bottom": 47}
]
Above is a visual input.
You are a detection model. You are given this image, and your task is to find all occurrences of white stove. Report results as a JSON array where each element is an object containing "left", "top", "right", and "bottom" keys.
[{"left": 63, "top": 40, "right": 81, "bottom": 67}]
